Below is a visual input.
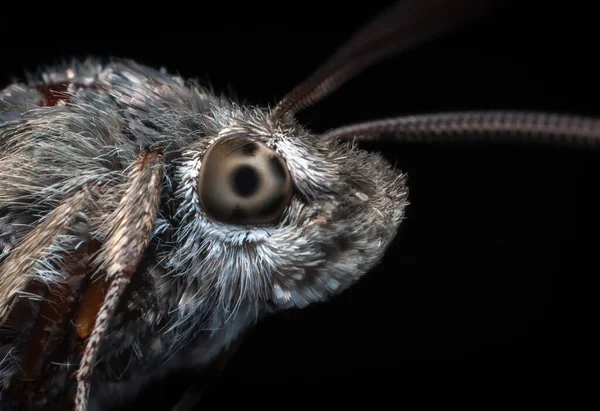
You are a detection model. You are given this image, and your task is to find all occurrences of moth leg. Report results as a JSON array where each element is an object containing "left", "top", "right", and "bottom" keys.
[
  {"left": 75, "top": 149, "right": 164, "bottom": 411},
  {"left": 0, "top": 187, "right": 98, "bottom": 326},
  {"left": 3, "top": 239, "right": 95, "bottom": 409},
  {"left": 0, "top": 186, "right": 98, "bottom": 408}
]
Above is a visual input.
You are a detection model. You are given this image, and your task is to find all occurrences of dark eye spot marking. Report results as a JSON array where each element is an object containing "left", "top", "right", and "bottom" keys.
[
  {"left": 239, "top": 142, "right": 258, "bottom": 155},
  {"left": 226, "top": 141, "right": 258, "bottom": 156},
  {"left": 260, "top": 194, "right": 285, "bottom": 217},
  {"left": 269, "top": 156, "right": 287, "bottom": 181},
  {"left": 231, "top": 165, "right": 260, "bottom": 197},
  {"left": 231, "top": 207, "right": 247, "bottom": 220}
]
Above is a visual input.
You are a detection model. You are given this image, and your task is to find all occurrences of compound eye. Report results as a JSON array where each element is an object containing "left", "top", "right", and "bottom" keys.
[{"left": 198, "top": 137, "right": 293, "bottom": 225}]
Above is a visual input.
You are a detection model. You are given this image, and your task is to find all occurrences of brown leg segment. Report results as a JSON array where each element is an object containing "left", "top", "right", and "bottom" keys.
[
  {"left": 74, "top": 149, "right": 164, "bottom": 411},
  {"left": 6, "top": 241, "right": 92, "bottom": 409},
  {"left": 0, "top": 188, "right": 98, "bottom": 325},
  {"left": 0, "top": 187, "right": 99, "bottom": 408}
]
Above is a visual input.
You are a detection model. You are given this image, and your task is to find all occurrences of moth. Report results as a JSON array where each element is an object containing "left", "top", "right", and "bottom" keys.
[{"left": 0, "top": 0, "right": 595, "bottom": 409}]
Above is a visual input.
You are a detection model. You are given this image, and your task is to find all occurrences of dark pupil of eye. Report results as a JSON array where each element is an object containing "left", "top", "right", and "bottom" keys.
[{"left": 232, "top": 165, "right": 260, "bottom": 197}]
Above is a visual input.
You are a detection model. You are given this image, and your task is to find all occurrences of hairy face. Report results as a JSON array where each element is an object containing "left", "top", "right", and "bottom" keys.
[
  {"left": 0, "top": 61, "right": 409, "bottom": 326},
  {"left": 0, "top": 61, "right": 409, "bottom": 328},
  {"left": 0, "top": 62, "right": 410, "bottom": 409},
  {"left": 169, "top": 106, "right": 409, "bottom": 316}
]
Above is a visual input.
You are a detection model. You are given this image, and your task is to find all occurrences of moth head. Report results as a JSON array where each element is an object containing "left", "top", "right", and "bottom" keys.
[
  {"left": 174, "top": 108, "right": 407, "bottom": 313},
  {"left": 173, "top": 0, "right": 494, "bottom": 314}
]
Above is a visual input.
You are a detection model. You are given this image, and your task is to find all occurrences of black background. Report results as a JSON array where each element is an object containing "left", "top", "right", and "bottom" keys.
[{"left": 1, "top": 0, "right": 596, "bottom": 409}]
